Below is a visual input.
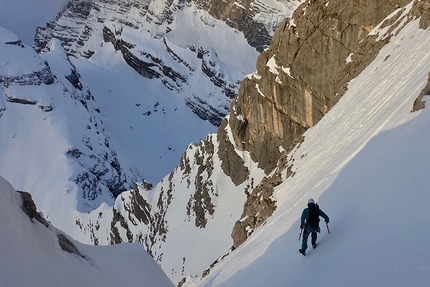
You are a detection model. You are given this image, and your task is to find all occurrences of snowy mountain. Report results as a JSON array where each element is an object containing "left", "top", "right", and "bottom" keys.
[
  {"left": 0, "top": 175, "right": 173, "bottom": 287},
  {"left": 180, "top": 1, "right": 430, "bottom": 286},
  {"left": 1, "top": 0, "right": 430, "bottom": 286},
  {"left": 0, "top": 1, "right": 298, "bottom": 215},
  {"left": 67, "top": 1, "right": 430, "bottom": 285},
  {"left": 32, "top": 0, "right": 301, "bottom": 126},
  {"left": 0, "top": 0, "right": 299, "bottom": 190},
  {"left": 0, "top": 26, "right": 142, "bottom": 220},
  {"left": 0, "top": 0, "right": 300, "bottom": 285}
]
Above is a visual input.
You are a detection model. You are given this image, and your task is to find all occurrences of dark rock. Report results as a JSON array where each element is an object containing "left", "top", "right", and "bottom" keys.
[
  {"left": 5, "top": 96, "right": 38, "bottom": 105},
  {"left": 5, "top": 40, "right": 25, "bottom": 48},
  {"left": 217, "top": 118, "right": 249, "bottom": 185},
  {"left": 412, "top": 72, "right": 430, "bottom": 112},
  {"left": 17, "top": 191, "right": 49, "bottom": 228},
  {"left": 17, "top": 191, "right": 83, "bottom": 257},
  {"left": 57, "top": 233, "right": 83, "bottom": 257},
  {"left": 184, "top": 136, "right": 217, "bottom": 228},
  {"left": 231, "top": 176, "right": 277, "bottom": 248}
]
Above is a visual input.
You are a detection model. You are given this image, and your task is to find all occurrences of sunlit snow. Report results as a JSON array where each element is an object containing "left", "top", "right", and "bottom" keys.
[{"left": 184, "top": 14, "right": 430, "bottom": 287}]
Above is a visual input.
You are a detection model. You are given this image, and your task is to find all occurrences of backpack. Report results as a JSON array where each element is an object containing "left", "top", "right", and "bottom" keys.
[{"left": 307, "top": 204, "right": 320, "bottom": 227}]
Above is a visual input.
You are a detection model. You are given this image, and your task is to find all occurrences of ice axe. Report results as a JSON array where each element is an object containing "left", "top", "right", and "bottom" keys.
[{"left": 326, "top": 222, "right": 330, "bottom": 234}]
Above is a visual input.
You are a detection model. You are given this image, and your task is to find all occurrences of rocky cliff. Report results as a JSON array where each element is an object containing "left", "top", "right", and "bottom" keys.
[
  {"left": 193, "top": 0, "right": 301, "bottom": 52},
  {"left": 229, "top": 0, "right": 413, "bottom": 175},
  {"left": 227, "top": 0, "right": 428, "bottom": 247},
  {"left": 33, "top": 0, "right": 300, "bottom": 126}
]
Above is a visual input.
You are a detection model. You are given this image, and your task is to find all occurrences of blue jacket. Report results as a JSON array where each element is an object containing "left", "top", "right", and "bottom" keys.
[{"left": 301, "top": 205, "right": 329, "bottom": 232}]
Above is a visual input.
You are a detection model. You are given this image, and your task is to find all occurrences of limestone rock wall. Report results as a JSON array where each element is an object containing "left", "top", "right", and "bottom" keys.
[
  {"left": 227, "top": 0, "right": 416, "bottom": 248},
  {"left": 228, "top": 0, "right": 412, "bottom": 175},
  {"left": 193, "top": 0, "right": 301, "bottom": 52}
]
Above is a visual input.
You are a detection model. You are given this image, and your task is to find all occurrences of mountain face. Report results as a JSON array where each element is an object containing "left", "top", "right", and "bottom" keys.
[
  {"left": 228, "top": 0, "right": 427, "bottom": 247},
  {"left": 1, "top": 0, "right": 299, "bottom": 285},
  {"left": 23, "top": 0, "right": 301, "bottom": 188},
  {"left": 229, "top": 1, "right": 426, "bottom": 249},
  {"left": 2, "top": 0, "right": 429, "bottom": 286},
  {"left": 65, "top": 0, "right": 430, "bottom": 285},
  {"left": 73, "top": 129, "right": 266, "bottom": 284},
  {"left": 185, "top": 4, "right": 430, "bottom": 285},
  {"left": 192, "top": 0, "right": 301, "bottom": 52},
  {"left": 229, "top": 0, "right": 414, "bottom": 175},
  {"left": 33, "top": 0, "right": 300, "bottom": 126},
  {"left": 0, "top": 27, "right": 141, "bottom": 215}
]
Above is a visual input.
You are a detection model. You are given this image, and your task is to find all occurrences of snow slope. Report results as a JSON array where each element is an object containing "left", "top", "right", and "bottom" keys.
[
  {"left": 0, "top": 175, "right": 174, "bottom": 287},
  {"left": 184, "top": 7, "right": 430, "bottom": 287}
]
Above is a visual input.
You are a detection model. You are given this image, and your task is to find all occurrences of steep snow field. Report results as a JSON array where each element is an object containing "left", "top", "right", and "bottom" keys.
[
  {"left": 0, "top": 176, "right": 174, "bottom": 287},
  {"left": 184, "top": 11, "right": 430, "bottom": 287}
]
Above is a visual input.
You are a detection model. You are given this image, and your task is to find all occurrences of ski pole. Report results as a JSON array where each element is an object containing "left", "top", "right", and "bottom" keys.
[
  {"left": 326, "top": 222, "right": 330, "bottom": 234},
  {"left": 298, "top": 228, "right": 303, "bottom": 240}
]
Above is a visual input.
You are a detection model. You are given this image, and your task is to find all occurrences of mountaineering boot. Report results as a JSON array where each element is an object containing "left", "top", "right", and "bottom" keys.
[
  {"left": 312, "top": 244, "right": 317, "bottom": 249},
  {"left": 299, "top": 249, "right": 306, "bottom": 256}
]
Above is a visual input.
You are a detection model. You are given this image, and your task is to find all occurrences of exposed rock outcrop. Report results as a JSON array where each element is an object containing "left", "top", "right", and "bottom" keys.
[
  {"left": 218, "top": 119, "right": 249, "bottom": 186},
  {"left": 17, "top": 191, "right": 49, "bottom": 227},
  {"left": 412, "top": 72, "right": 430, "bottom": 112},
  {"left": 57, "top": 233, "right": 83, "bottom": 257},
  {"left": 178, "top": 135, "right": 223, "bottom": 229},
  {"left": 231, "top": 176, "right": 277, "bottom": 247},
  {"left": 17, "top": 190, "right": 83, "bottom": 258}
]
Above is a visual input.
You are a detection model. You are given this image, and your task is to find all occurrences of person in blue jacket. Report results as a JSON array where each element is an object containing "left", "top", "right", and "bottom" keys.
[{"left": 299, "top": 198, "right": 329, "bottom": 256}]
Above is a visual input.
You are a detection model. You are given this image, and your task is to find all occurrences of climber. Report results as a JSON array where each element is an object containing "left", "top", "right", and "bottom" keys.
[{"left": 298, "top": 198, "right": 329, "bottom": 256}]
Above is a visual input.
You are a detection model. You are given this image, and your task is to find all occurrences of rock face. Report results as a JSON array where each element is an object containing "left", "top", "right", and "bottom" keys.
[
  {"left": 227, "top": 0, "right": 418, "bottom": 248},
  {"left": 228, "top": 0, "right": 412, "bottom": 175},
  {"left": 57, "top": 233, "right": 83, "bottom": 257},
  {"left": 34, "top": 0, "right": 299, "bottom": 55},
  {"left": 33, "top": 0, "right": 299, "bottom": 127},
  {"left": 217, "top": 119, "right": 250, "bottom": 185},
  {"left": 193, "top": 0, "right": 302, "bottom": 52}
]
